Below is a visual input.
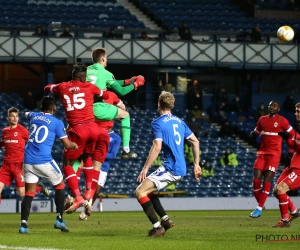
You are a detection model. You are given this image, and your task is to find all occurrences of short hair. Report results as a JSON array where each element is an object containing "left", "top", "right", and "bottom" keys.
[
  {"left": 91, "top": 47, "right": 107, "bottom": 63},
  {"left": 72, "top": 63, "right": 87, "bottom": 79},
  {"left": 40, "top": 96, "right": 56, "bottom": 111},
  {"left": 7, "top": 107, "right": 19, "bottom": 116},
  {"left": 158, "top": 91, "right": 175, "bottom": 110},
  {"left": 295, "top": 102, "right": 300, "bottom": 109}
]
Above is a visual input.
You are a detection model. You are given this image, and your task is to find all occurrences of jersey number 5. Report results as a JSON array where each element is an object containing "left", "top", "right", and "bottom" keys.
[
  {"left": 64, "top": 93, "right": 86, "bottom": 111},
  {"left": 173, "top": 124, "right": 181, "bottom": 145}
]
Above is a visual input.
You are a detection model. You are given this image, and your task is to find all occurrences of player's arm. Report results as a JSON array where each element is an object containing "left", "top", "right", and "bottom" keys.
[
  {"left": 91, "top": 84, "right": 109, "bottom": 99},
  {"left": 61, "top": 137, "right": 78, "bottom": 150},
  {"left": 44, "top": 84, "right": 58, "bottom": 94},
  {"left": 109, "top": 76, "right": 145, "bottom": 96},
  {"left": 137, "top": 139, "right": 162, "bottom": 182},
  {"left": 186, "top": 133, "right": 202, "bottom": 181},
  {"left": 106, "top": 134, "right": 121, "bottom": 160},
  {"left": 109, "top": 81, "right": 134, "bottom": 96}
]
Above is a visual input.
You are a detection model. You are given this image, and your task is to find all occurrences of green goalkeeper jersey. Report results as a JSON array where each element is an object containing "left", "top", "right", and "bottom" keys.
[{"left": 86, "top": 63, "right": 134, "bottom": 97}]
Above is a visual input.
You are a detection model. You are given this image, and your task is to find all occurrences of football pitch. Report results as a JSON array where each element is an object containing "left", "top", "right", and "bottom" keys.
[{"left": 0, "top": 210, "right": 299, "bottom": 250}]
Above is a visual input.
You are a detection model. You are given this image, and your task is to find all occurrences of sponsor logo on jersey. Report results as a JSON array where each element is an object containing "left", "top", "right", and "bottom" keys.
[
  {"left": 14, "top": 132, "right": 18, "bottom": 136},
  {"left": 4, "top": 140, "right": 18, "bottom": 143},
  {"left": 274, "top": 122, "right": 278, "bottom": 127},
  {"left": 69, "top": 87, "right": 80, "bottom": 93}
]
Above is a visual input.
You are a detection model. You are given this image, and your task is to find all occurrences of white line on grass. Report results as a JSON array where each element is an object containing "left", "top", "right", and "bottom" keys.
[{"left": 0, "top": 245, "right": 65, "bottom": 250}]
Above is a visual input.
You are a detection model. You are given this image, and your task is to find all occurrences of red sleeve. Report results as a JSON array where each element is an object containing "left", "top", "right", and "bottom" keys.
[
  {"left": 90, "top": 83, "right": 101, "bottom": 96},
  {"left": 112, "top": 92, "right": 121, "bottom": 105},
  {"left": 287, "top": 138, "right": 295, "bottom": 152},
  {"left": 283, "top": 118, "right": 295, "bottom": 138},
  {"left": 44, "top": 84, "right": 59, "bottom": 94},
  {"left": 23, "top": 128, "right": 29, "bottom": 141}
]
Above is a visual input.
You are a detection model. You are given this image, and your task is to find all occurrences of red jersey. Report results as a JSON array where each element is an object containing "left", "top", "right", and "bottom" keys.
[
  {"left": 0, "top": 124, "right": 28, "bottom": 163},
  {"left": 289, "top": 132, "right": 300, "bottom": 169},
  {"left": 255, "top": 114, "right": 294, "bottom": 157},
  {"left": 49, "top": 80, "right": 101, "bottom": 127},
  {"left": 95, "top": 91, "right": 122, "bottom": 130}
]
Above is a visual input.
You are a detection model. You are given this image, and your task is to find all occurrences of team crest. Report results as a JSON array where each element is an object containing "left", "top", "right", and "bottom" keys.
[
  {"left": 14, "top": 132, "right": 18, "bottom": 136},
  {"left": 274, "top": 122, "right": 278, "bottom": 127}
]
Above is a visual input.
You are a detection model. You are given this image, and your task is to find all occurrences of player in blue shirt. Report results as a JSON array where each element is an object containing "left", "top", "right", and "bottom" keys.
[
  {"left": 79, "top": 128, "right": 121, "bottom": 219},
  {"left": 135, "top": 91, "right": 202, "bottom": 237},
  {"left": 19, "top": 96, "right": 78, "bottom": 234}
]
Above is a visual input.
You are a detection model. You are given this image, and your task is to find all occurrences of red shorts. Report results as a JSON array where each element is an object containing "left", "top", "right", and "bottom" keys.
[
  {"left": 92, "top": 128, "right": 109, "bottom": 163},
  {"left": 0, "top": 162, "right": 24, "bottom": 187},
  {"left": 276, "top": 167, "right": 300, "bottom": 190},
  {"left": 64, "top": 122, "right": 99, "bottom": 160},
  {"left": 253, "top": 154, "right": 280, "bottom": 173}
]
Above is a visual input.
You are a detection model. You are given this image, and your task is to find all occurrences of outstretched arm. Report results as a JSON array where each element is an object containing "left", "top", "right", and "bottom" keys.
[{"left": 109, "top": 81, "right": 134, "bottom": 96}]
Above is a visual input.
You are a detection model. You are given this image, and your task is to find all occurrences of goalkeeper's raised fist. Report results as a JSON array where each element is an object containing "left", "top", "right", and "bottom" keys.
[
  {"left": 133, "top": 75, "right": 145, "bottom": 90},
  {"left": 124, "top": 76, "right": 138, "bottom": 86}
]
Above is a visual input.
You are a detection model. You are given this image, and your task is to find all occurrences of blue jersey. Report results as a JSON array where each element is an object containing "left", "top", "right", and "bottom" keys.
[
  {"left": 101, "top": 131, "right": 121, "bottom": 172},
  {"left": 24, "top": 112, "right": 67, "bottom": 164},
  {"left": 152, "top": 113, "right": 193, "bottom": 176}
]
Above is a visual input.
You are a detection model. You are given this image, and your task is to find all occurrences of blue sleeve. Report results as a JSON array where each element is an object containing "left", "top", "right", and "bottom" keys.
[
  {"left": 106, "top": 133, "right": 121, "bottom": 160},
  {"left": 55, "top": 120, "right": 67, "bottom": 139},
  {"left": 183, "top": 121, "right": 193, "bottom": 138},
  {"left": 152, "top": 121, "right": 162, "bottom": 140},
  {"left": 27, "top": 112, "right": 33, "bottom": 120}
]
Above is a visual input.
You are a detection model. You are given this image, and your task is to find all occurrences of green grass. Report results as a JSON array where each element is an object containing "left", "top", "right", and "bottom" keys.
[{"left": 1, "top": 210, "right": 300, "bottom": 250}]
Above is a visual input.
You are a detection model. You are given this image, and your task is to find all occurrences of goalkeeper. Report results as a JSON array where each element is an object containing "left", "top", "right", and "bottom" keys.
[{"left": 86, "top": 47, "right": 145, "bottom": 159}]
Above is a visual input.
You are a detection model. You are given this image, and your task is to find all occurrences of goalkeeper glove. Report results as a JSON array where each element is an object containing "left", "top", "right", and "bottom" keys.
[
  {"left": 133, "top": 75, "right": 145, "bottom": 90},
  {"left": 124, "top": 76, "right": 138, "bottom": 86}
]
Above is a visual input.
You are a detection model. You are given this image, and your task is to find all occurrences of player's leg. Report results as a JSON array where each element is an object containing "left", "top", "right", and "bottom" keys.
[
  {"left": 93, "top": 102, "right": 137, "bottom": 159},
  {"left": 36, "top": 181, "right": 51, "bottom": 197},
  {"left": 20, "top": 163, "right": 38, "bottom": 234},
  {"left": 252, "top": 156, "right": 264, "bottom": 203},
  {"left": 272, "top": 178, "right": 291, "bottom": 228},
  {"left": 12, "top": 162, "right": 25, "bottom": 198},
  {"left": 135, "top": 178, "right": 165, "bottom": 237},
  {"left": 53, "top": 181, "right": 69, "bottom": 232},
  {"left": 0, "top": 182, "right": 4, "bottom": 197},
  {"left": 0, "top": 163, "right": 13, "bottom": 198}
]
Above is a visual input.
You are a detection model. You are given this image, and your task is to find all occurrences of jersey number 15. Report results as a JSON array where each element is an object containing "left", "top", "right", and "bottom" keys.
[{"left": 64, "top": 93, "right": 86, "bottom": 111}]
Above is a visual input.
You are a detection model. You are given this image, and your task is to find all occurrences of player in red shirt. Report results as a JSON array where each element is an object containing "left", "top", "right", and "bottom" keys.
[
  {"left": 0, "top": 107, "right": 28, "bottom": 199},
  {"left": 249, "top": 101, "right": 295, "bottom": 218},
  {"left": 45, "top": 64, "right": 109, "bottom": 213},
  {"left": 272, "top": 102, "right": 300, "bottom": 227}
]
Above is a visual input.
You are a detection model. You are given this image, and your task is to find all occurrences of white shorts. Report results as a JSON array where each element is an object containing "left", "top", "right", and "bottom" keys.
[
  {"left": 98, "top": 171, "right": 107, "bottom": 187},
  {"left": 23, "top": 160, "right": 63, "bottom": 186},
  {"left": 147, "top": 166, "right": 182, "bottom": 191}
]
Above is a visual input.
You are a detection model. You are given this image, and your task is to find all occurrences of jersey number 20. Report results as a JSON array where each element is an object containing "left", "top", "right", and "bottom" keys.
[{"left": 29, "top": 124, "right": 48, "bottom": 143}]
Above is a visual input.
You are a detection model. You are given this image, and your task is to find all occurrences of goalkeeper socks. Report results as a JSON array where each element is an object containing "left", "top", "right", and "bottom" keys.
[
  {"left": 121, "top": 115, "right": 131, "bottom": 148},
  {"left": 258, "top": 181, "right": 271, "bottom": 208},
  {"left": 138, "top": 196, "right": 159, "bottom": 225},
  {"left": 148, "top": 192, "right": 167, "bottom": 218},
  {"left": 55, "top": 189, "right": 65, "bottom": 222},
  {"left": 252, "top": 179, "right": 261, "bottom": 203},
  {"left": 278, "top": 193, "right": 289, "bottom": 220},
  {"left": 83, "top": 157, "right": 93, "bottom": 190},
  {"left": 64, "top": 166, "right": 80, "bottom": 197}
]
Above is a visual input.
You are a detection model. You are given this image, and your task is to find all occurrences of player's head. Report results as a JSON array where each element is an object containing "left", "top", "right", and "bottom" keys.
[
  {"left": 72, "top": 63, "right": 87, "bottom": 82},
  {"left": 268, "top": 100, "right": 280, "bottom": 116},
  {"left": 91, "top": 47, "right": 107, "bottom": 67},
  {"left": 294, "top": 103, "right": 300, "bottom": 133},
  {"left": 7, "top": 107, "right": 19, "bottom": 126},
  {"left": 158, "top": 91, "right": 175, "bottom": 111},
  {"left": 40, "top": 96, "right": 56, "bottom": 114}
]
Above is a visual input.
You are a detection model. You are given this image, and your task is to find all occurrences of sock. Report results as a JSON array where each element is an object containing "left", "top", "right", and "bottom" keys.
[
  {"left": 91, "top": 169, "right": 100, "bottom": 198},
  {"left": 83, "top": 157, "right": 93, "bottom": 190},
  {"left": 138, "top": 196, "right": 159, "bottom": 225},
  {"left": 278, "top": 193, "right": 289, "bottom": 220},
  {"left": 21, "top": 220, "right": 28, "bottom": 228},
  {"left": 287, "top": 195, "right": 297, "bottom": 213},
  {"left": 21, "top": 195, "right": 34, "bottom": 224},
  {"left": 123, "top": 146, "right": 130, "bottom": 153},
  {"left": 76, "top": 168, "right": 82, "bottom": 181},
  {"left": 55, "top": 189, "right": 65, "bottom": 222},
  {"left": 121, "top": 115, "right": 130, "bottom": 148},
  {"left": 252, "top": 179, "right": 261, "bottom": 203},
  {"left": 36, "top": 186, "right": 42, "bottom": 192},
  {"left": 258, "top": 181, "right": 271, "bottom": 208},
  {"left": 148, "top": 192, "right": 167, "bottom": 218},
  {"left": 64, "top": 166, "right": 80, "bottom": 197}
]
